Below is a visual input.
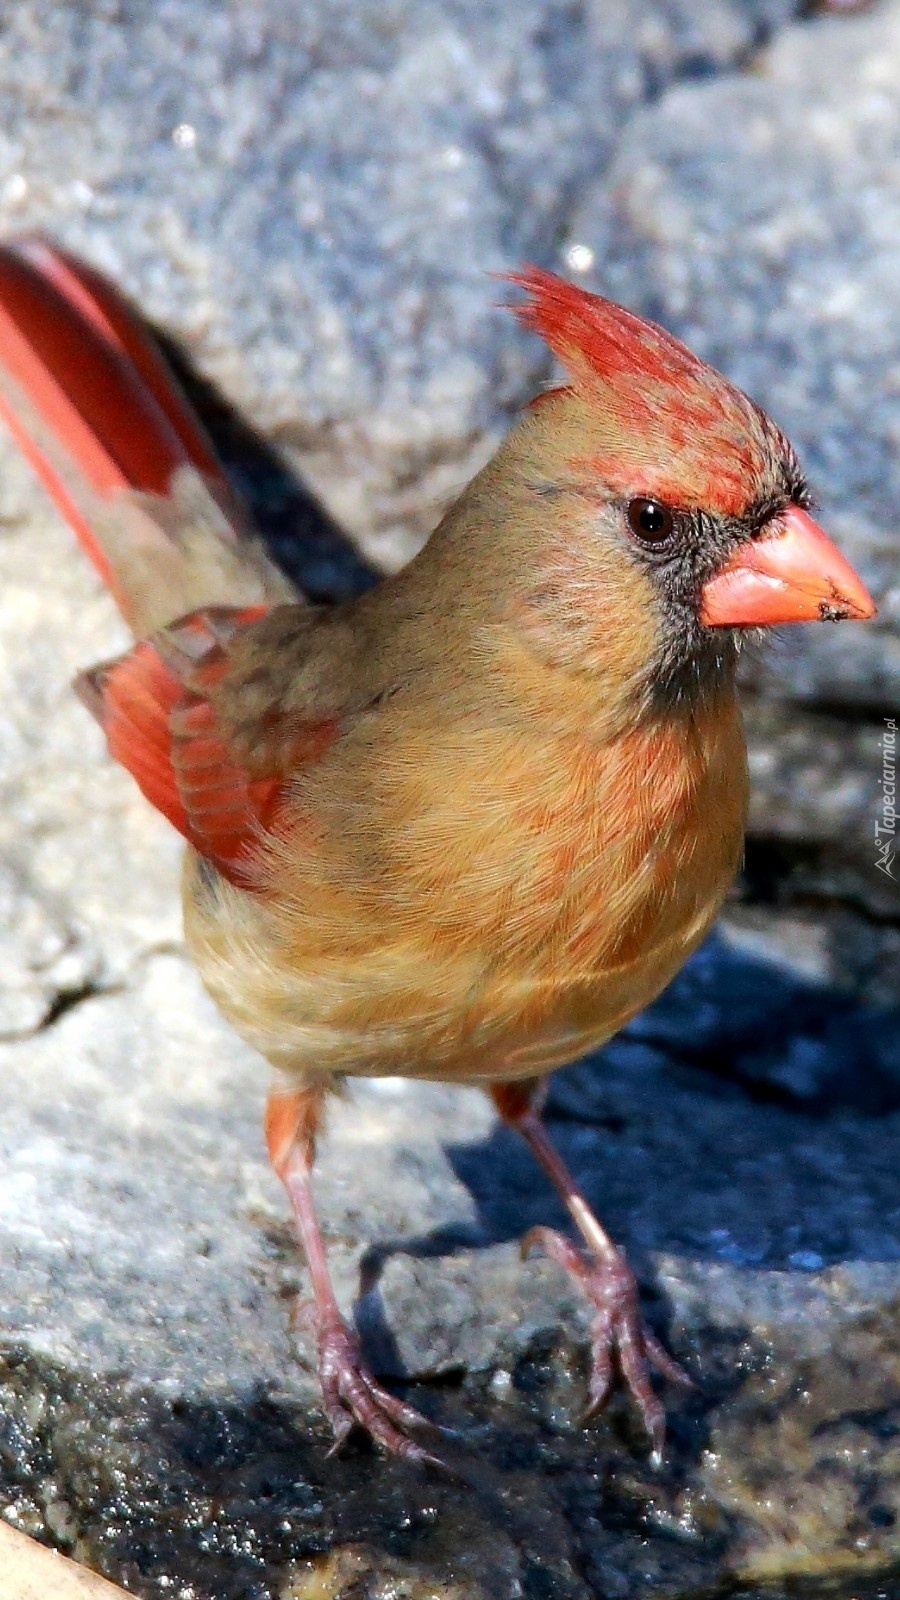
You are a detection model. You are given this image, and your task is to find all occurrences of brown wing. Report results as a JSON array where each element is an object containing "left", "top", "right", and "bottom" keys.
[{"left": 75, "top": 605, "right": 340, "bottom": 886}]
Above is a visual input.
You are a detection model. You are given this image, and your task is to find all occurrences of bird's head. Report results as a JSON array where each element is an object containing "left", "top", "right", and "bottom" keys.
[{"left": 500, "top": 267, "right": 875, "bottom": 711}]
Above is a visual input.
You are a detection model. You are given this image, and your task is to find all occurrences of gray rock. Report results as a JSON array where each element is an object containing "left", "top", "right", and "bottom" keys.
[
  {"left": 0, "top": 0, "right": 792, "bottom": 569},
  {"left": 0, "top": 451, "right": 183, "bottom": 1017},
  {"left": 721, "top": 902, "right": 900, "bottom": 1013},
  {"left": 2, "top": 922, "right": 900, "bottom": 1595},
  {"left": 743, "top": 696, "right": 881, "bottom": 844},
  {"left": 0, "top": 948, "right": 490, "bottom": 1404},
  {"left": 740, "top": 696, "right": 898, "bottom": 922}
]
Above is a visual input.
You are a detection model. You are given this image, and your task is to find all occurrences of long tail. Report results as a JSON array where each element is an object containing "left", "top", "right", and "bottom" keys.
[{"left": 0, "top": 235, "right": 294, "bottom": 636}]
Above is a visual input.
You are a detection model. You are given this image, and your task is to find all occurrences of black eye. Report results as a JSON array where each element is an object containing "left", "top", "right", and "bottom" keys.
[{"left": 627, "top": 497, "right": 675, "bottom": 545}]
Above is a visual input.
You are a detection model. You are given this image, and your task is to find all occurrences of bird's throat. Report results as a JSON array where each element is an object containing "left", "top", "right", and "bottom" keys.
[{"left": 644, "top": 617, "right": 742, "bottom": 715}]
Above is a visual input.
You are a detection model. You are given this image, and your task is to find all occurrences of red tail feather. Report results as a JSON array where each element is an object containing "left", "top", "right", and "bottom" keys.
[
  {"left": 0, "top": 235, "right": 290, "bottom": 634},
  {"left": 12, "top": 237, "right": 226, "bottom": 483},
  {"left": 0, "top": 236, "right": 302, "bottom": 876},
  {"left": 0, "top": 238, "right": 226, "bottom": 503}
]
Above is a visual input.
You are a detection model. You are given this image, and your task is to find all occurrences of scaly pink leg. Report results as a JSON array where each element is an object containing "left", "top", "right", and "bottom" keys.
[
  {"left": 265, "top": 1085, "right": 446, "bottom": 1470},
  {"left": 491, "top": 1081, "right": 691, "bottom": 1465}
]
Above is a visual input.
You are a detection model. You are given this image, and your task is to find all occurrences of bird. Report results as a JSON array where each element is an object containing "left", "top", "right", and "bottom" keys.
[{"left": 0, "top": 236, "right": 876, "bottom": 1470}]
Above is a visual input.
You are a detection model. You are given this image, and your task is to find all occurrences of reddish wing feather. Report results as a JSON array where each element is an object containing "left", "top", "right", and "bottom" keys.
[
  {"left": 170, "top": 691, "right": 283, "bottom": 869},
  {"left": 78, "top": 644, "right": 192, "bottom": 839},
  {"left": 75, "top": 606, "right": 283, "bottom": 886},
  {"left": 0, "top": 242, "right": 192, "bottom": 501},
  {"left": 0, "top": 237, "right": 307, "bottom": 882}
]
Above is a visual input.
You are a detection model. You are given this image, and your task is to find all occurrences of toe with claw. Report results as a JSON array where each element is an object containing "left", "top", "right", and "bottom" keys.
[
  {"left": 314, "top": 1312, "right": 450, "bottom": 1473},
  {"left": 523, "top": 1225, "right": 691, "bottom": 1464}
]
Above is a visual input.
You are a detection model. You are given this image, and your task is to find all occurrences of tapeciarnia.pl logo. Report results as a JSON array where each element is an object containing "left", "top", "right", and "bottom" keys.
[{"left": 875, "top": 717, "right": 897, "bottom": 879}]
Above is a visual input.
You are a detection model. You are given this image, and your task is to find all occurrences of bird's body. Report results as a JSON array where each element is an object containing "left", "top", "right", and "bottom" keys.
[
  {"left": 187, "top": 386, "right": 753, "bottom": 1089},
  {"left": 185, "top": 600, "right": 746, "bottom": 1089},
  {"left": 0, "top": 238, "right": 875, "bottom": 1468}
]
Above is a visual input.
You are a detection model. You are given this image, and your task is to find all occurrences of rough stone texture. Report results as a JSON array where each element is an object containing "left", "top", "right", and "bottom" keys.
[
  {"left": 0, "top": 0, "right": 793, "bottom": 568},
  {"left": 1, "top": 893, "right": 900, "bottom": 1596},
  {"left": 740, "top": 696, "right": 896, "bottom": 920},
  {"left": 0, "top": 452, "right": 181, "bottom": 1024},
  {"left": 0, "top": 1, "right": 897, "bottom": 1598}
]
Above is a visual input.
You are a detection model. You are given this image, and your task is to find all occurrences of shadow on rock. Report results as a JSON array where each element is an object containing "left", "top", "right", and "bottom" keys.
[
  {"left": 354, "top": 933, "right": 900, "bottom": 1296},
  {"left": 154, "top": 325, "right": 378, "bottom": 604},
  {"left": 0, "top": 1342, "right": 745, "bottom": 1600}
]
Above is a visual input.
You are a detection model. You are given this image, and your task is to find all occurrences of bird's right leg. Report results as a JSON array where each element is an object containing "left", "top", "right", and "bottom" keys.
[
  {"left": 491, "top": 1079, "right": 690, "bottom": 1464},
  {"left": 264, "top": 1083, "right": 446, "bottom": 1468}
]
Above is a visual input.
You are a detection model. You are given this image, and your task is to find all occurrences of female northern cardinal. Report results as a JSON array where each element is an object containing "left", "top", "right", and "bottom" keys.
[{"left": 0, "top": 238, "right": 875, "bottom": 1469}]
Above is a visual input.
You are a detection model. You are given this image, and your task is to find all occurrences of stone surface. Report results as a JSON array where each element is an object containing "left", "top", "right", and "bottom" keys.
[
  {"left": 0, "top": 1, "right": 897, "bottom": 1598},
  {"left": 0, "top": 452, "right": 182, "bottom": 1026},
  {"left": 1, "top": 907, "right": 900, "bottom": 1596},
  {"left": 0, "top": 0, "right": 793, "bottom": 569},
  {"left": 741, "top": 695, "right": 897, "bottom": 921}
]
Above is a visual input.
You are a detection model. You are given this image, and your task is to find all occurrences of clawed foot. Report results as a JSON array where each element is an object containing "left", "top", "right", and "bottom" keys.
[
  {"left": 523, "top": 1226, "right": 691, "bottom": 1465},
  {"left": 313, "top": 1312, "right": 451, "bottom": 1473}
]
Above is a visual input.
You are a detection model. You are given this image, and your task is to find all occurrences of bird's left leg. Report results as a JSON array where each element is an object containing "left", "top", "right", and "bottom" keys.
[
  {"left": 265, "top": 1083, "right": 446, "bottom": 1468},
  {"left": 491, "top": 1079, "right": 690, "bottom": 1463}
]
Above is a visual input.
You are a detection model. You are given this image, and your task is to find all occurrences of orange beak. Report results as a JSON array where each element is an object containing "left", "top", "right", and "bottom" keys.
[{"left": 700, "top": 504, "right": 877, "bottom": 628}]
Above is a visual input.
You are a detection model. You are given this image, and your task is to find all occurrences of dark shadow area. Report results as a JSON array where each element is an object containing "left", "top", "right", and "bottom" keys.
[
  {"left": 352, "top": 933, "right": 900, "bottom": 1291},
  {"left": 350, "top": 931, "right": 899, "bottom": 1465},
  {"left": 2, "top": 1337, "right": 897, "bottom": 1600},
  {"left": 594, "top": 926, "right": 900, "bottom": 1116},
  {"left": 741, "top": 833, "right": 900, "bottom": 932},
  {"left": 0, "top": 1342, "right": 749, "bottom": 1600},
  {"left": 801, "top": 1, "right": 877, "bottom": 16},
  {"left": 152, "top": 326, "right": 378, "bottom": 604}
]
